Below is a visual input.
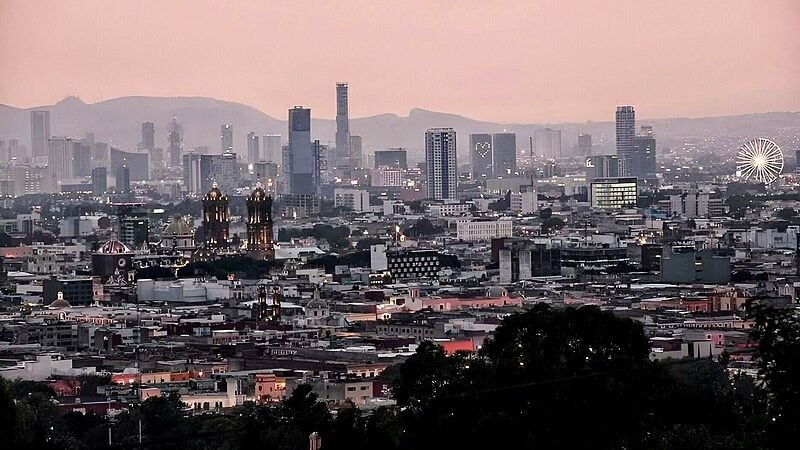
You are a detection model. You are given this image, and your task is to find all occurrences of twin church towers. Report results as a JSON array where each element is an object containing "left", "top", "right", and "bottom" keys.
[{"left": 202, "top": 182, "right": 274, "bottom": 258}]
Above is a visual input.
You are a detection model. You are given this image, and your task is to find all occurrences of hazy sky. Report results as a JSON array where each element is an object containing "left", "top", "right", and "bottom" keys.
[{"left": 1, "top": 0, "right": 798, "bottom": 123}]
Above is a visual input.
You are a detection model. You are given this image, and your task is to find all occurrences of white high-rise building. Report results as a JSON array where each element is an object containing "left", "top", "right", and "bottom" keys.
[
  {"left": 425, "top": 128, "right": 457, "bottom": 200},
  {"left": 262, "top": 135, "right": 282, "bottom": 164},
  {"left": 534, "top": 128, "right": 562, "bottom": 158}
]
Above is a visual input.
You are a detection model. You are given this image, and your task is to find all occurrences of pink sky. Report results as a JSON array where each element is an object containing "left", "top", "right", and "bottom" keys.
[{"left": 0, "top": 0, "right": 798, "bottom": 123}]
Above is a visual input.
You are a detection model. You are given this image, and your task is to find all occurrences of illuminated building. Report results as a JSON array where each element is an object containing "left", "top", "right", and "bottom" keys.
[{"left": 202, "top": 182, "right": 230, "bottom": 249}]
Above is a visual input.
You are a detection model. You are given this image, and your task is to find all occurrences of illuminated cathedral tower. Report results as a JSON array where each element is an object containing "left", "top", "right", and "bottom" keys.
[
  {"left": 202, "top": 182, "right": 229, "bottom": 249},
  {"left": 246, "top": 182, "right": 274, "bottom": 258}
]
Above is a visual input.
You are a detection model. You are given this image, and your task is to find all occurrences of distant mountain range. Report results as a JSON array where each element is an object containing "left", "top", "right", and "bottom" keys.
[{"left": 1, "top": 96, "right": 798, "bottom": 162}]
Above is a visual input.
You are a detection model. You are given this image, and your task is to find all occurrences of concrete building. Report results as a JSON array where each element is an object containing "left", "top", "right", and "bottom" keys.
[
  {"left": 492, "top": 132, "right": 517, "bottom": 177},
  {"left": 534, "top": 128, "right": 561, "bottom": 158},
  {"left": 262, "top": 134, "right": 282, "bottom": 164},
  {"left": 91, "top": 167, "right": 107, "bottom": 196},
  {"left": 335, "top": 82, "right": 351, "bottom": 174},
  {"left": 425, "top": 128, "right": 457, "bottom": 200},
  {"left": 221, "top": 124, "right": 233, "bottom": 153},
  {"left": 334, "top": 188, "right": 371, "bottom": 212},
  {"left": 616, "top": 105, "right": 636, "bottom": 175},
  {"left": 510, "top": 191, "right": 538, "bottom": 214},
  {"left": 590, "top": 177, "right": 638, "bottom": 209},
  {"left": 630, "top": 125, "right": 657, "bottom": 179},
  {"left": 247, "top": 132, "right": 260, "bottom": 164},
  {"left": 470, "top": 133, "right": 493, "bottom": 179},
  {"left": 374, "top": 149, "right": 408, "bottom": 169},
  {"left": 661, "top": 245, "right": 731, "bottom": 284},
  {"left": 577, "top": 133, "right": 592, "bottom": 156},
  {"left": 182, "top": 151, "right": 202, "bottom": 194},
  {"left": 456, "top": 219, "right": 513, "bottom": 241},
  {"left": 31, "top": 110, "right": 50, "bottom": 160},
  {"left": 587, "top": 155, "right": 621, "bottom": 179},
  {"left": 288, "top": 106, "right": 315, "bottom": 194},
  {"left": 498, "top": 242, "right": 561, "bottom": 283},
  {"left": 141, "top": 121, "right": 155, "bottom": 151}
]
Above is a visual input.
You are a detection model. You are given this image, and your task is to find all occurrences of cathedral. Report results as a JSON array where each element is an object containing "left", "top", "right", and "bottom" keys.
[
  {"left": 246, "top": 182, "right": 274, "bottom": 259},
  {"left": 202, "top": 182, "right": 229, "bottom": 249}
]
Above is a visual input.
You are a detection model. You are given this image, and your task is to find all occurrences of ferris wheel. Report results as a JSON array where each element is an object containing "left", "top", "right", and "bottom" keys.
[{"left": 735, "top": 138, "right": 783, "bottom": 185}]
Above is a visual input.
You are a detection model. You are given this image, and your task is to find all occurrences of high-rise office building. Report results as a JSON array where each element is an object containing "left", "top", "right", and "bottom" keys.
[
  {"left": 493, "top": 132, "right": 517, "bottom": 177},
  {"left": 374, "top": 149, "right": 407, "bottom": 169},
  {"left": 30, "top": 110, "right": 50, "bottom": 160},
  {"left": 630, "top": 125, "right": 656, "bottom": 179},
  {"left": 167, "top": 117, "right": 182, "bottom": 168},
  {"left": 587, "top": 155, "right": 621, "bottom": 179},
  {"left": 534, "top": 128, "right": 561, "bottom": 158},
  {"left": 425, "top": 128, "right": 457, "bottom": 200},
  {"left": 247, "top": 132, "right": 260, "bottom": 164},
  {"left": 110, "top": 148, "right": 149, "bottom": 181},
  {"left": 182, "top": 151, "right": 202, "bottom": 194},
  {"left": 221, "top": 124, "right": 233, "bottom": 153},
  {"left": 262, "top": 135, "right": 282, "bottom": 164},
  {"left": 202, "top": 182, "right": 230, "bottom": 249},
  {"left": 335, "top": 82, "right": 351, "bottom": 171},
  {"left": 615, "top": 105, "right": 636, "bottom": 174},
  {"left": 72, "top": 142, "right": 92, "bottom": 177},
  {"left": 91, "top": 167, "right": 107, "bottom": 196},
  {"left": 590, "top": 177, "right": 638, "bottom": 210},
  {"left": 141, "top": 122, "right": 155, "bottom": 151},
  {"left": 116, "top": 165, "right": 131, "bottom": 194},
  {"left": 288, "top": 106, "right": 314, "bottom": 194},
  {"left": 578, "top": 134, "right": 592, "bottom": 156},
  {"left": 205, "top": 152, "right": 239, "bottom": 195},
  {"left": 470, "top": 134, "right": 493, "bottom": 179},
  {"left": 349, "top": 135, "right": 362, "bottom": 171},
  {"left": 246, "top": 183, "right": 274, "bottom": 257},
  {"left": 47, "top": 137, "right": 75, "bottom": 182}
]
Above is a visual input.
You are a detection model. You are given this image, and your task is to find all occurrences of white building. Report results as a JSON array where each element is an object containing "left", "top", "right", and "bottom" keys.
[
  {"left": 670, "top": 191, "right": 710, "bottom": 218},
  {"left": 334, "top": 188, "right": 370, "bottom": 212},
  {"left": 456, "top": 219, "right": 513, "bottom": 241},
  {"left": 428, "top": 202, "right": 470, "bottom": 217},
  {"left": 510, "top": 191, "right": 538, "bottom": 214},
  {"left": 425, "top": 128, "right": 457, "bottom": 200},
  {"left": 371, "top": 168, "right": 404, "bottom": 187}
]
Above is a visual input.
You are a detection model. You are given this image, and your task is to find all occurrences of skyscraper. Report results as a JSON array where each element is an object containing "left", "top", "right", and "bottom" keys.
[
  {"left": 221, "top": 124, "right": 233, "bottom": 153},
  {"left": 206, "top": 151, "right": 239, "bottom": 195},
  {"left": 116, "top": 164, "right": 130, "bottom": 195},
  {"left": 167, "top": 117, "right": 182, "bottom": 168},
  {"left": 534, "top": 128, "right": 561, "bottom": 158},
  {"left": 492, "top": 132, "right": 517, "bottom": 177},
  {"left": 335, "top": 82, "right": 351, "bottom": 171},
  {"left": 30, "top": 110, "right": 50, "bottom": 160},
  {"left": 425, "top": 128, "right": 457, "bottom": 200},
  {"left": 182, "top": 151, "right": 202, "bottom": 194},
  {"left": 288, "top": 106, "right": 314, "bottom": 194},
  {"left": 630, "top": 125, "right": 656, "bottom": 179},
  {"left": 470, "top": 133, "right": 493, "bottom": 179},
  {"left": 247, "top": 132, "right": 260, "bottom": 164},
  {"left": 578, "top": 134, "right": 592, "bottom": 156},
  {"left": 349, "top": 135, "right": 363, "bottom": 172},
  {"left": 91, "top": 167, "right": 107, "bottom": 196},
  {"left": 202, "top": 182, "right": 230, "bottom": 249},
  {"left": 141, "top": 122, "right": 155, "bottom": 151},
  {"left": 262, "top": 135, "right": 282, "bottom": 164},
  {"left": 616, "top": 105, "right": 636, "bottom": 174},
  {"left": 48, "top": 137, "right": 75, "bottom": 182}
]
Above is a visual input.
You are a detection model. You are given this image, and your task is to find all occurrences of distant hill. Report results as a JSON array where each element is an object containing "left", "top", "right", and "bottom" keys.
[{"left": 1, "top": 96, "right": 798, "bottom": 163}]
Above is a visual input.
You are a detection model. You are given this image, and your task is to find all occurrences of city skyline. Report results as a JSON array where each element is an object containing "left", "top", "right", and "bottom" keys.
[{"left": 1, "top": 0, "right": 798, "bottom": 123}]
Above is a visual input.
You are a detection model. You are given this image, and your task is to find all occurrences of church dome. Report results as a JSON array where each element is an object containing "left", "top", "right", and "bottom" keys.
[
  {"left": 97, "top": 239, "right": 132, "bottom": 254},
  {"left": 203, "top": 182, "right": 228, "bottom": 201},
  {"left": 248, "top": 182, "right": 267, "bottom": 201},
  {"left": 48, "top": 297, "right": 72, "bottom": 309}
]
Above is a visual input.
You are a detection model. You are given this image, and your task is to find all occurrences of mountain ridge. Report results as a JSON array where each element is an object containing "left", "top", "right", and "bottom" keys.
[{"left": 1, "top": 96, "right": 798, "bottom": 160}]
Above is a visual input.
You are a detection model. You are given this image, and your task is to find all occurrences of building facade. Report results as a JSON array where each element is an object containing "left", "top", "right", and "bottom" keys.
[{"left": 425, "top": 128, "right": 457, "bottom": 200}]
